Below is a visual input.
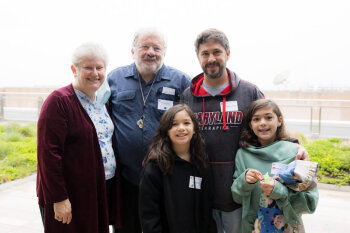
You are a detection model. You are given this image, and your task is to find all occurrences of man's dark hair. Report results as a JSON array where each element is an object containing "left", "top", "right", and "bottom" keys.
[{"left": 195, "top": 28, "right": 230, "bottom": 54}]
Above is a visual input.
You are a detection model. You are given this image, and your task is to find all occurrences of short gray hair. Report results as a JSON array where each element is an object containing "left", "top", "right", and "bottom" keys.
[
  {"left": 194, "top": 28, "right": 230, "bottom": 54},
  {"left": 71, "top": 42, "right": 108, "bottom": 68},
  {"left": 132, "top": 28, "right": 167, "bottom": 53}
]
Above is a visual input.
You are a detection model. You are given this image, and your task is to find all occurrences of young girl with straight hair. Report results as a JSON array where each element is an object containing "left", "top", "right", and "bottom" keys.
[
  {"left": 231, "top": 99, "right": 318, "bottom": 233},
  {"left": 139, "top": 104, "right": 216, "bottom": 233}
]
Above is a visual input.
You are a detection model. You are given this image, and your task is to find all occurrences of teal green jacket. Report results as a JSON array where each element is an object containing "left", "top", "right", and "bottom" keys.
[{"left": 231, "top": 141, "right": 319, "bottom": 233}]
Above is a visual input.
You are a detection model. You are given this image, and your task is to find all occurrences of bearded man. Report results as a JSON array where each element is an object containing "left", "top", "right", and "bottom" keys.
[
  {"left": 181, "top": 28, "right": 309, "bottom": 233},
  {"left": 107, "top": 28, "right": 190, "bottom": 233}
]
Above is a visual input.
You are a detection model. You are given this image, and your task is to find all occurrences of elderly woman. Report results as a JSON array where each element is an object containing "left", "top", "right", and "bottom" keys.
[{"left": 36, "top": 42, "right": 122, "bottom": 233}]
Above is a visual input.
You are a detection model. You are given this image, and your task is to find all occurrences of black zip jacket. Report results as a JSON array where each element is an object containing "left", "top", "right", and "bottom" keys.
[
  {"left": 139, "top": 157, "right": 217, "bottom": 233},
  {"left": 181, "top": 69, "right": 264, "bottom": 212}
]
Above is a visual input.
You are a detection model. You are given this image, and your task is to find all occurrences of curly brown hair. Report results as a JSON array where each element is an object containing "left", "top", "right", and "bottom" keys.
[
  {"left": 142, "top": 104, "right": 208, "bottom": 175},
  {"left": 239, "top": 99, "right": 291, "bottom": 148}
]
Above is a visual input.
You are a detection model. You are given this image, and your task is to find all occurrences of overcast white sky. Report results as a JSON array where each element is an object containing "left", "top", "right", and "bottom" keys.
[{"left": 1, "top": 0, "right": 349, "bottom": 91}]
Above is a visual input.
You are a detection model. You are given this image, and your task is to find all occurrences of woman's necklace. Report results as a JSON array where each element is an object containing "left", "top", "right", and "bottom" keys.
[{"left": 137, "top": 72, "right": 157, "bottom": 129}]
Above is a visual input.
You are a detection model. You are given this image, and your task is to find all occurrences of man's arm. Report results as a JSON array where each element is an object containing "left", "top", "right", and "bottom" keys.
[
  {"left": 296, "top": 144, "right": 309, "bottom": 160},
  {"left": 288, "top": 138, "right": 309, "bottom": 161}
]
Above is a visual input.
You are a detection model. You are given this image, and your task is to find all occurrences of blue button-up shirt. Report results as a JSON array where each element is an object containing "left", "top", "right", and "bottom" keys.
[{"left": 107, "top": 63, "right": 190, "bottom": 185}]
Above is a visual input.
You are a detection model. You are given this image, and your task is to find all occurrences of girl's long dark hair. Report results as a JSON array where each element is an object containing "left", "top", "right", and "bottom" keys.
[
  {"left": 240, "top": 99, "right": 291, "bottom": 148},
  {"left": 142, "top": 104, "right": 208, "bottom": 175}
]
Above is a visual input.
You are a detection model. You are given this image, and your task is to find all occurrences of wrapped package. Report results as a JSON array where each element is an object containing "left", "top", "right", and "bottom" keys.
[{"left": 274, "top": 160, "right": 318, "bottom": 192}]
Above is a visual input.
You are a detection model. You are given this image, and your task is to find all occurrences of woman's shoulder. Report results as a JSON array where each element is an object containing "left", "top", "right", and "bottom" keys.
[
  {"left": 45, "top": 84, "right": 75, "bottom": 102},
  {"left": 52, "top": 84, "right": 74, "bottom": 97},
  {"left": 40, "top": 84, "right": 80, "bottom": 119}
]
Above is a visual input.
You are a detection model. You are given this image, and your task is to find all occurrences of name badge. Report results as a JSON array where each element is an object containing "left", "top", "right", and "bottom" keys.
[
  {"left": 220, "top": 101, "right": 238, "bottom": 112},
  {"left": 162, "top": 87, "right": 176, "bottom": 95},
  {"left": 158, "top": 99, "right": 173, "bottom": 110},
  {"left": 189, "top": 176, "right": 202, "bottom": 189},
  {"left": 271, "top": 162, "right": 286, "bottom": 174}
]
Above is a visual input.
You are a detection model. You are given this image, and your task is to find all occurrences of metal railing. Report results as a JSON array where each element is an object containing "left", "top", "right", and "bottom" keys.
[
  {"left": 0, "top": 92, "right": 49, "bottom": 121},
  {"left": 271, "top": 98, "right": 350, "bottom": 138},
  {"left": 0, "top": 94, "right": 349, "bottom": 138},
  {"left": 0, "top": 96, "right": 4, "bottom": 120}
]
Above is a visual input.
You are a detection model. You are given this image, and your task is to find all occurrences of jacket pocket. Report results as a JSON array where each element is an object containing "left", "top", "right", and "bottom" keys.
[
  {"left": 115, "top": 90, "right": 136, "bottom": 114},
  {"left": 156, "top": 86, "right": 180, "bottom": 102}
]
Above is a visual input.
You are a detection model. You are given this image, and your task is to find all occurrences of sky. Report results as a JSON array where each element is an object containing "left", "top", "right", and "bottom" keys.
[{"left": 1, "top": 0, "right": 349, "bottom": 91}]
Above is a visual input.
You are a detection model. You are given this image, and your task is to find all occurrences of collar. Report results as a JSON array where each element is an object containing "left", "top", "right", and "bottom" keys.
[
  {"left": 174, "top": 154, "right": 194, "bottom": 164},
  {"left": 192, "top": 68, "right": 240, "bottom": 131},
  {"left": 191, "top": 68, "right": 240, "bottom": 97},
  {"left": 74, "top": 89, "right": 97, "bottom": 104}
]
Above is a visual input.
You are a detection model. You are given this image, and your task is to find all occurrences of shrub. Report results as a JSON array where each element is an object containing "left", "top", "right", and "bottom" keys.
[
  {"left": 1, "top": 132, "right": 24, "bottom": 142},
  {"left": 305, "top": 137, "right": 350, "bottom": 185},
  {"left": 17, "top": 124, "right": 36, "bottom": 137},
  {"left": 4, "top": 122, "right": 21, "bottom": 133},
  {"left": 0, "top": 142, "right": 13, "bottom": 159},
  {"left": 0, "top": 124, "right": 349, "bottom": 186},
  {"left": 0, "top": 165, "right": 18, "bottom": 183},
  {"left": 1, "top": 123, "right": 37, "bottom": 142},
  {"left": 7, "top": 153, "right": 36, "bottom": 167},
  {"left": 4, "top": 122, "right": 36, "bottom": 137},
  {"left": 0, "top": 122, "right": 37, "bottom": 184}
]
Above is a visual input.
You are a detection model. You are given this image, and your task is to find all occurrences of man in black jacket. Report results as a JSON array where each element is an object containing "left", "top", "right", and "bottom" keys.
[{"left": 181, "top": 28, "right": 308, "bottom": 233}]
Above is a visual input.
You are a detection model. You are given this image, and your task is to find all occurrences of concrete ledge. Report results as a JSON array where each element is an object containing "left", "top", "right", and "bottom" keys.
[
  {"left": 0, "top": 173, "right": 36, "bottom": 191},
  {"left": 317, "top": 183, "right": 350, "bottom": 192}
]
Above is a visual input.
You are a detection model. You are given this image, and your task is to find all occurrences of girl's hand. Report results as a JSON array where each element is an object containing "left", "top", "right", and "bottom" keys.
[
  {"left": 245, "top": 169, "right": 263, "bottom": 184},
  {"left": 260, "top": 179, "right": 275, "bottom": 196}
]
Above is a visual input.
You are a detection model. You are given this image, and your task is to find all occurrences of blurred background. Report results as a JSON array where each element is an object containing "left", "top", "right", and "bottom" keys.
[
  {"left": 1, "top": 0, "right": 349, "bottom": 138},
  {"left": 1, "top": 2, "right": 350, "bottom": 233}
]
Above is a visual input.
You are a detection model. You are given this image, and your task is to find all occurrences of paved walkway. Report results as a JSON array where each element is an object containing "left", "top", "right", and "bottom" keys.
[
  {"left": 0, "top": 175, "right": 43, "bottom": 233},
  {"left": 1, "top": 175, "right": 349, "bottom": 233}
]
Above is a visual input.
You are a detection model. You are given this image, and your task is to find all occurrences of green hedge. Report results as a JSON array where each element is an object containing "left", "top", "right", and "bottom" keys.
[
  {"left": 305, "top": 138, "right": 350, "bottom": 185},
  {"left": 0, "top": 122, "right": 350, "bottom": 186},
  {"left": 0, "top": 123, "right": 37, "bottom": 183}
]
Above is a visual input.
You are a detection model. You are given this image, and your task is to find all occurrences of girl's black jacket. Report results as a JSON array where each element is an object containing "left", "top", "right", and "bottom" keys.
[{"left": 139, "top": 156, "right": 217, "bottom": 233}]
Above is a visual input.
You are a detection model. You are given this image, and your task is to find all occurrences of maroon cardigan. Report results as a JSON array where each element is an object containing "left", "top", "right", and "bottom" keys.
[{"left": 36, "top": 84, "right": 122, "bottom": 233}]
